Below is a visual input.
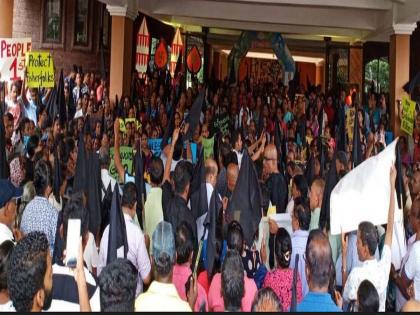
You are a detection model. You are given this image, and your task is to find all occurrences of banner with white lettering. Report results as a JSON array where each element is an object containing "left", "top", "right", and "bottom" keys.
[{"left": 0, "top": 38, "right": 32, "bottom": 81}]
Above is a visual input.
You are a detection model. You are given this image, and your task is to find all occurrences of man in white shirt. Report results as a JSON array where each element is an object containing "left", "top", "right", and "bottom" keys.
[
  {"left": 99, "top": 147, "right": 117, "bottom": 199},
  {"left": 231, "top": 130, "right": 244, "bottom": 169},
  {"left": 98, "top": 183, "right": 152, "bottom": 297},
  {"left": 50, "top": 194, "right": 100, "bottom": 311},
  {"left": 342, "top": 166, "right": 396, "bottom": 311},
  {"left": 0, "top": 179, "right": 23, "bottom": 244},
  {"left": 392, "top": 198, "right": 420, "bottom": 307}
]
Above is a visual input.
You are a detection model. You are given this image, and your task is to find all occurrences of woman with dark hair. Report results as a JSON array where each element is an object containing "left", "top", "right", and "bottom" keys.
[
  {"left": 0, "top": 240, "right": 15, "bottom": 311},
  {"left": 262, "top": 228, "right": 302, "bottom": 311},
  {"left": 356, "top": 280, "right": 379, "bottom": 312}
]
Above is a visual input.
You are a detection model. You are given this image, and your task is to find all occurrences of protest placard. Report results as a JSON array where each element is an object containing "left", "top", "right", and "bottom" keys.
[
  {"left": 109, "top": 146, "right": 134, "bottom": 180},
  {"left": 119, "top": 118, "right": 141, "bottom": 133},
  {"left": 25, "top": 52, "right": 55, "bottom": 88},
  {"left": 148, "top": 138, "right": 163, "bottom": 157},
  {"left": 346, "top": 107, "right": 355, "bottom": 142},
  {"left": 401, "top": 97, "right": 416, "bottom": 135},
  {"left": 202, "top": 136, "right": 214, "bottom": 160},
  {"left": 0, "top": 38, "right": 31, "bottom": 81}
]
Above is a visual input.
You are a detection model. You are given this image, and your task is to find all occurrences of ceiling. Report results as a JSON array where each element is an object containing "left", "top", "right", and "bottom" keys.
[{"left": 100, "top": 0, "right": 420, "bottom": 60}]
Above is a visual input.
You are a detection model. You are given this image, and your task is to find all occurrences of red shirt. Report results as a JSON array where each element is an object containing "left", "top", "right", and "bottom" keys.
[
  {"left": 208, "top": 272, "right": 257, "bottom": 312},
  {"left": 172, "top": 264, "right": 208, "bottom": 311},
  {"left": 263, "top": 268, "right": 303, "bottom": 311}
]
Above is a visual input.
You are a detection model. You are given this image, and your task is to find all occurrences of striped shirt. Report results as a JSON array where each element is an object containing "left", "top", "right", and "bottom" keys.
[{"left": 49, "top": 262, "right": 100, "bottom": 311}]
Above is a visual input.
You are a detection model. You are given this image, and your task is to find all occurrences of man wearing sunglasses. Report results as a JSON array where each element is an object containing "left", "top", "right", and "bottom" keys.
[{"left": 0, "top": 179, "right": 23, "bottom": 244}]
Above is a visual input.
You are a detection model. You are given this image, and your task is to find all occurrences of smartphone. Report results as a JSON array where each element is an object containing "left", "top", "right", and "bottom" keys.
[{"left": 65, "top": 219, "right": 81, "bottom": 268}]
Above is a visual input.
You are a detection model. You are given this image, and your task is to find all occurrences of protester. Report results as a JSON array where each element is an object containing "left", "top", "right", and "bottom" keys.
[
  {"left": 0, "top": 240, "right": 14, "bottom": 311},
  {"left": 98, "top": 258, "right": 138, "bottom": 312},
  {"left": 262, "top": 227, "right": 303, "bottom": 311},
  {"left": 251, "top": 287, "right": 283, "bottom": 312},
  {"left": 0, "top": 54, "right": 413, "bottom": 313},
  {"left": 20, "top": 160, "right": 58, "bottom": 255},
  {"left": 342, "top": 166, "right": 396, "bottom": 311},
  {"left": 50, "top": 194, "right": 100, "bottom": 311},
  {"left": 356, "top": 279, "right": 380, "bottom": 312},
  {"left": 296, "top": 229, "right": 342, "bottom": 312},
  {"left": 135, "top": 221, "right": 194, "bottom": 311},
  {"left": 7, "top": 232, "right": 53, "bottom": 312},
  {"left": 0, "top": 179, "right": 22, "bottom": 244},
  {"left": 98, "top": 182, "right": 151, "bottom": 297}
]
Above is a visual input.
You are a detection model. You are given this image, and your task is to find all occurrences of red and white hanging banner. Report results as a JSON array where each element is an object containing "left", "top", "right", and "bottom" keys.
[
  {"left": 135, "top": 17, "right": 150, "bottom": 76},
  {"left": 170, "top": 28, "right": 183, "bottom": 78}
]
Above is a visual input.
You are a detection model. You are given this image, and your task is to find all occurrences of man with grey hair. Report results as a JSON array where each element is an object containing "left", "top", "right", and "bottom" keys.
[{"left": 135, "top": 221, "right": 196, "bottom": 311}]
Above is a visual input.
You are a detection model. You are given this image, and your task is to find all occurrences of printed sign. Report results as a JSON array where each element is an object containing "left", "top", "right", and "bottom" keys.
[
  {"left": 202, "top": 136, "right": 214, "bottom": 160},
  {"left": 346, "top": 107, "right": 355, "bottom": 142},
  {"left": 212, "top": 113, "right": 230, "bottom": 136},
  {"left": 148, "top": 138, "right": 163, "bottom": 157},
  {"left": 25, "top": 52, "right": 54, "bottom": 88},
  {"left": 401, "top": 97, "right": 416, "bottom": 135},
  {"left": 109, "top": 146, "right": 134, "bottom": 180},
  {"left": 119, "top": 118, "right": 141, "bottom": 133},
  {"left": 0, "top": 38, "right": 32, "bottom": 81}
]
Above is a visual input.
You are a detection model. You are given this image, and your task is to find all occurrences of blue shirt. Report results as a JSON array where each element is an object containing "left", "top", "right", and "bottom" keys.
[
  {"left": 23, "top": 99, "right": 38, "bottom": 126},
  {"left": 297, "top": 292, "right": 342, "bottom": 312}
]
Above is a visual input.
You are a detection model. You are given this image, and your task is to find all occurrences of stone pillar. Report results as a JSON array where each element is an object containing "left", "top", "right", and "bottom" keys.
[
  {"left": 349, "top": 43, "right": 363, "bottom": 96},
  {"left": 107, "top": 4, "right": 138, "bottom": 102},
  {"left": 0, "top": 0, "right": 14, "bottom": 37},
  {"left": 389, "top": 24, "right": 417, "bottom": 136}
]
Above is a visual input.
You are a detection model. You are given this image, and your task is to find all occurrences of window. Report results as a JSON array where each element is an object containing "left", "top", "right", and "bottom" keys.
[
  {"left": 364, "top": 58, "right": 389, "bottom": 94},
  {"left": 74, "top": 0, "right": 89, "bottom": 46},
  {"left": 43, "top": 0, "right": 62, "bottom": 43}
]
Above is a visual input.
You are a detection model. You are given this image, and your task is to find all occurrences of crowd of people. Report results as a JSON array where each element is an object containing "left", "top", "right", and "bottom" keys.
[{"left": 0, "top": 62, "right": 419, "bottom": 313}]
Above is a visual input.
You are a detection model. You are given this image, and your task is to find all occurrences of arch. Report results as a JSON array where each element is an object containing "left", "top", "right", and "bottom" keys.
[{"left": 227, "top": 31, "right": 295, "bottom": 85}]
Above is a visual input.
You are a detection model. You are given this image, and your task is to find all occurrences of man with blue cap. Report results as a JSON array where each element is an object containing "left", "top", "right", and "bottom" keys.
[
  {"left": 135, "top": 221, "right": 197, "bottom": 311},
  {"left": 0, "top": 179, "right": 23, "bottom": 244}
]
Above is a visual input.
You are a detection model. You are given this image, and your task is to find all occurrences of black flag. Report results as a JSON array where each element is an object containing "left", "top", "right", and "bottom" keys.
[
  {"left": 336, "top": 103, "right": 346, "bottom": 152},
  {"left": 190, "top": 148, "right": 207, "bottom": 221},
  {"left": 204, "top": 189, "right": 221, "bottom": 279},
  {"left": 319, "top": 152, "right": 338, "bottom": 232},
  {"left": 352, "top": 108, "right": 362, "bottom": 168},
  {"left": 52, "top": 146, "right": 61, "bottom": 203},
  {"left": 395, "top": 140, "right": 406, "bottom": 210},
  {"left": 134, "top": 147, "right": 147, "bottom": 228},
  {"left": 226, "top": 149, "right": 262, "bottom": 246},
  {"left": 57, "top": 69, "right": 67, "bottom": 127},
  {"left": 73, "top": 131, "right": 87, "bottom": 193},
  {"left": 185, "top": 90, "right": 205, "bottom": 140},
  {"left": 107, "top": 182, "right": 128, "bottom": 264},
  {"left": 86, "top": 151, "right": 102, "bottom": 236},
  {"left": 305, "top": 153, "right": 316, "bottom": 187},
  {"left": 161, "top": 100, "right": 176, "bottom": 149}
]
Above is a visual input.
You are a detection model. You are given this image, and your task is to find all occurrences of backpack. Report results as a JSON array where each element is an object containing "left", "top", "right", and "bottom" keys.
[{"left": 100, "top": 181, "right": 113, "bottom": 238}]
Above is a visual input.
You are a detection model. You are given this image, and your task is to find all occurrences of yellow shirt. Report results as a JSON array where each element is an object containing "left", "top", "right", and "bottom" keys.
[
  {"left": 135, "top": 281, "right": 192, "bottom": 312},
  {"left": 144, "top": 187, "right": 163, "bottom": 254}
]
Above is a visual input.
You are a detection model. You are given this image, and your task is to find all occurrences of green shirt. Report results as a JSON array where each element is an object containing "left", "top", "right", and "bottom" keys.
[{"left": 309, "top": 207, "right": 321, "bottom": 231}]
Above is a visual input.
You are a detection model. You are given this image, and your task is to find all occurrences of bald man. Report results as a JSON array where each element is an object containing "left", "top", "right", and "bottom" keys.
[
  {"left": 196, "top": 158, "right": 220, "bottom": 241},
  {"left": 263, "top": 144, "right": 288, "bottom": 214},
  {"left": 264, "top": 144, "right": 288, "bottom": 269},
  {"left": 221, "top": 163, "right": 239, "bottom": 214},
  {"left": 297, "top": 229, "right": 342, "bottom": 312}
]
